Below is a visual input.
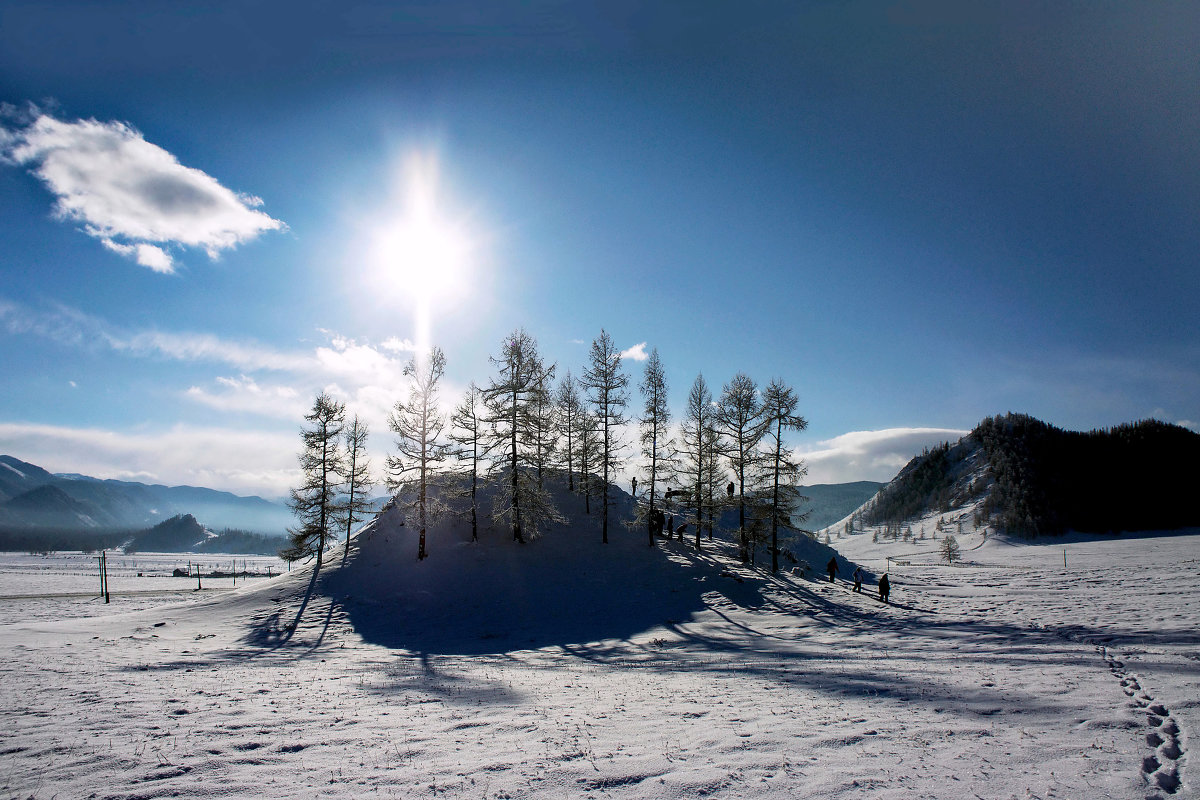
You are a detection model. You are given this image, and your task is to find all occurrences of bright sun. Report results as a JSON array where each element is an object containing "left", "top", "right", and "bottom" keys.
[{"left": 370, "top": 153, "right": 474, "bottom": 351}]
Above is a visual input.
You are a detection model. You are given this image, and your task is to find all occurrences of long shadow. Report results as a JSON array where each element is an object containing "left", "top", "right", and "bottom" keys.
[
  {"left": 242, "top": 558, "right": 325, "bottom": 649},
  {"left": 329, "top": 538, "right": 764, "bottom": 657}
]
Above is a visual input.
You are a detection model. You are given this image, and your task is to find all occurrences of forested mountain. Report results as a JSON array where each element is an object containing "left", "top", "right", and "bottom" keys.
[
  {"left": 860, "top": 414, "right": 1200, "bottom": 537},
  {"left": 0, "top": 455, "right": 292, "bottom": 532}
]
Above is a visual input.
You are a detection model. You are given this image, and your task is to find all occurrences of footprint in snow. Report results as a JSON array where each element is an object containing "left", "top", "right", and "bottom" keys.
[{"left": 1098, "top": 645, "right": 1186, "bottom": 796}]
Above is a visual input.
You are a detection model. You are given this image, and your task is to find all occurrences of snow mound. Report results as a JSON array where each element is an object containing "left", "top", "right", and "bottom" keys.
[{"left": 316, "top": 475, "right": 852, "bottom": 655}]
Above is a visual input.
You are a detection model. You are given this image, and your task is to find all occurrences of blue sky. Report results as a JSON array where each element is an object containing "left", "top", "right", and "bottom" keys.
[{"left": 1, "top": 2, "right": 1197, "bottom": 497}]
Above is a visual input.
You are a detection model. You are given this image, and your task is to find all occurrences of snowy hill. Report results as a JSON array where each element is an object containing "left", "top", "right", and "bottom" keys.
[
  {"left": 317, "top": 474, "right": 851, "bottom": 654},
  {"left": 825, "top": 414, "right": 1200, "bottom": 539}
]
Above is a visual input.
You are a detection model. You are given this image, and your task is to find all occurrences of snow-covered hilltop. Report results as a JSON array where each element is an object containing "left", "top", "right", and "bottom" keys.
[{"left": 320, "top": 474, "right": 850, "bottom": 653}]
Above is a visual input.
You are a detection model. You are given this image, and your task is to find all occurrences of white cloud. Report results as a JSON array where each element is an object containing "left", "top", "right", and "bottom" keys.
[
  {"left": 798, "top": 427, "right": 969, "bottom": 485},
  {"left": 100, "top": 238, "right": 174, "bottom": 273},
  {"left": 185, "top": 376, "right": 307, "bottom": 419},
  {"left": 620, "top": 341, "right": 649, "bottom": 361},
  {"left": 0, "top": 421, "right": 301, "bottom": 497},
  {"left": 381, "top": 337, "right": 418, "bottom": 353},
  {"left": 1, "top": 113, "right": 284, "bottom": 270},
  {"left": 116, "top": 328, "right": 312, "bottom": 372}
]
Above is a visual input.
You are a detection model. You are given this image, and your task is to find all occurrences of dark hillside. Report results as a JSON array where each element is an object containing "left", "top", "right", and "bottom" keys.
[
  {"left": 975, "top": 414, "right": 1199, "bottom": 535},
  {"left": 863, "top": 414, "right": 1200, "bottom": 537}
]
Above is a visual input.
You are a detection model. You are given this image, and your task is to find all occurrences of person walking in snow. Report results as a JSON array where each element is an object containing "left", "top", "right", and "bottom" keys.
[
  {"left": 853, "top": 566, "right": 864, "bottom": 593},
  {"left": 826, "top": 556, "right": 838, "bottom": 583},
  {"left": 878, "top": 573, "right": 891, "bottom": 603}
]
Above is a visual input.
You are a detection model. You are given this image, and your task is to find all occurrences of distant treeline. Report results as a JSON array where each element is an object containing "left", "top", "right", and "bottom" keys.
[
  {"left": 864, "top": 413, "right": 1200, "bottom": 537},
  {"left": 196, "top": 528, "right": 289, "bottom": 555},
  {"left": 0, "top": 526, "right": 132, "bottom": 553}
]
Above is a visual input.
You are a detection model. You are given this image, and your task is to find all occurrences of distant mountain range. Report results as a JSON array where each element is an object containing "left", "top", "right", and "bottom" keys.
[
  {"left": 854, "top": 413, "right": 1200, "bottom": 537},
  {"left": 0, "top": 455, "right": 293, "bottom": 533},
  {"left": 797, "top": 481, "right": 883, "bottom": 531}
]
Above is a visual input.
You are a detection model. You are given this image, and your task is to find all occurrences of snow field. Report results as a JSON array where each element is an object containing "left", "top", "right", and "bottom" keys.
[{"left": 0, "top": 509, "right": 1195, "bottom": 799}]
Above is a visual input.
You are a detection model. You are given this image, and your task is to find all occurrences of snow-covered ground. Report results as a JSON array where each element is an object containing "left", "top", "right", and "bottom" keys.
[
  {"left": 0, "top": 501, "right": 1195, "bottom": 799},
  {"left": 0, "top": 551, "right": 289, "bottom": 623}
]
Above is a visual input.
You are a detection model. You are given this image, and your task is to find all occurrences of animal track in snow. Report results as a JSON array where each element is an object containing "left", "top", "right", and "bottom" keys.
[{"left": 1097, "top": 644, "right": 1186, "bottom": 797}]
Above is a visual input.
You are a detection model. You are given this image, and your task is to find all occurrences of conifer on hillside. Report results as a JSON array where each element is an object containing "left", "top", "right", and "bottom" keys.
[
  {"left": 387, "top": 347, "right": 450, "bottom": 560},
  {"left": 283, "top": 392, "right": 346, "bottom": 568},
  {"left": 580, "top": 329, "right": 628, "bottom": 545}
]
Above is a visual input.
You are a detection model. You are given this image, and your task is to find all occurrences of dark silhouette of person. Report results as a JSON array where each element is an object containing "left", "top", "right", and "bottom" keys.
[
  {"left": 652, "top": 509, "right": 665, "bottom": 537},
  {"left": 631, "top": 476, "right": 637, "bottom": 497},
  {"left": 826, "top": 556, "right": 838, "bottom": 583},
  {"left": 667, "top": 515, "right": 674, "bottom": 538},
  {"left": 879, "top": 573, "right": 891, "bottom": 603},
  {"left": 853, "top": 566, "right": 864, "bottom": 593},
  {"left": 727, "top": 481, "right": 735, "bottom": 498}
]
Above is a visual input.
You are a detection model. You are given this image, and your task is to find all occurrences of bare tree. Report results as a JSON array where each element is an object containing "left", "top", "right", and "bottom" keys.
[
  {"left": 554, "top": 371, "right": 582, "bottom": 492},
  {"left": 283, "top": 392, "right": 345, "bottom": 568},
  {"left": 701, "top": 414, "right": 724, "bottom": 541},
  {"left": 637, "top": 348, "right": 674, "bottom": 547},
  {"left": 679, "top": 374, "right": 714, "bottom": 551},
  {"left": 581, "top": 329, "right": 628, "bottom": 544},
  {"left": 716, "top": 373, "right": 766, "bottom": 563},
  {"left": 339, "top": 414, "right": 375, "bottom": 559},
  {"left": 577, "top": 408, "right": 601, "bottom": 516},
  {"left": 760, "top": 378, "right": 808, "bottom": 573},
  {"left": 940, "top": 534, "right": 962, "bottom": 564},
  {"left": 387, "top": 347, "right": 450, "bottom": 560},
  {"left": 448, "top": 382, "right": 490, "bottom": 542},
  {"left": 529, "top": 363, "right": 558, "bottom": 489},
  {"left": 483, "top": 329, "right": 563, "bottom": 542}
]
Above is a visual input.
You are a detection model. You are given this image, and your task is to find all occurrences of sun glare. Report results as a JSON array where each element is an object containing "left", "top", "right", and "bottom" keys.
[{"left": 370, "top": 153, "right": 474, "bottom": 353}]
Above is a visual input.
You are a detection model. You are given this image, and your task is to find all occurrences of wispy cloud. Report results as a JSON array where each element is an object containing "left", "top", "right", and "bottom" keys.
[
  {"left": 185, "top": 376, "right": 307, "bottom": 419},
  {"left": 621, "top": 341, "right": 649, "bottom": 361},
  {"left": 1, "top": 297, "right": 414, "bottom": 431},
  {"left": 1, "top": 111, "right": 284, "bottom": 272},
  {"left": 798, "top": 427, "right": 969, "bottom": 485}
]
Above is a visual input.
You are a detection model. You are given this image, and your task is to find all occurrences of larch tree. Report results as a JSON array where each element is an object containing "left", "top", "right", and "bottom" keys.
[
  {"left": 483, "top": 329, "right": 563, "bottom": 542},
  {"left": 339, "top": 414, "right": 375, "bottom": 559},
  {"left": 637, "top": 348, "right": 674, "bottom": 547},
  {"left": 448, "top": 382, "right": 490, "bottom": 542},
  {"left": 716, "top": 372, "right": 767, "bottom": 563},
  {"left": 940, "top": 534, "right": 962, "bottom": 564},
  {"left": 701, "top": 415, "right": 724, "bottom": 541},
  {"left": 577, "top": 408, "right": 601, "bottom": 516},
  {"left": 554, "top": 372, "right": 582, "bottom": 492},
  {"left": 387, "top": 347, "right": 450, "bottom": 560},
  {"left": 760, "top": 379, "right": 808, "bottom": 573},
  {"left": 581, "top": 329, "right": 628, "bottom": 544},
  {"left": 529, "top": 362, "right": 559, "bottom": 490},
  {"left": 283, "top": 392, "right": 346, "bottom": 569},
  {"left": 679, "top": 374, "right": 713, "bottom": 551}
]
